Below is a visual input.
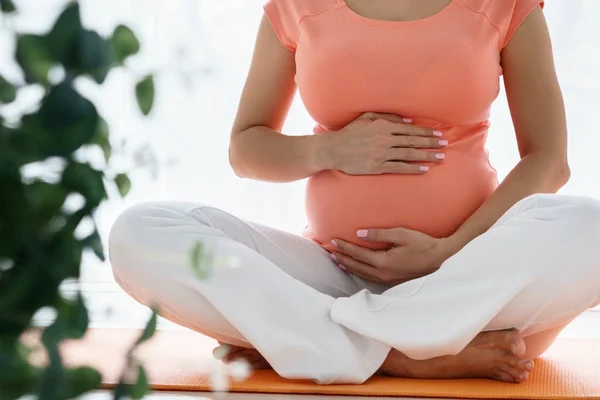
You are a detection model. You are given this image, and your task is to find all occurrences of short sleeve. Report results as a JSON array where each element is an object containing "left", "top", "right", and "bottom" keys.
[
  {"left": 502, "top": 0, "right": 544, "bottom": 49},
  {"left": 264, "top": 0, "right": 302, "bottom": 52}
]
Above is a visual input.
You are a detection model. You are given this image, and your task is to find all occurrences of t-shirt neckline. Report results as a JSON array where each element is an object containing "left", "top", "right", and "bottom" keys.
[{"left": 336, "top": 0, "right": 457, "bottom": 26}]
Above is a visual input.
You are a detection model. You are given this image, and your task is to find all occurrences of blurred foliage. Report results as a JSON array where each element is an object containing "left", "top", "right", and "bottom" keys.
[{"left": 0, "top": 2, "right": 156, "bottom": 399}]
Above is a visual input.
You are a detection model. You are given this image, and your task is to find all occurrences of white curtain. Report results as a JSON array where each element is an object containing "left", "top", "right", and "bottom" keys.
[{"left": 2, "top": 0, "right": 598, "bottom": 328}]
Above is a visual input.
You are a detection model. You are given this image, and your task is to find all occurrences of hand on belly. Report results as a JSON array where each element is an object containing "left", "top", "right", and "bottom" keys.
[
  {"left": 319, "top": 112, "right": 447, "bottom": 175},
  {"left": 328, "top": 226, "right": 450, "bottom": 285}
]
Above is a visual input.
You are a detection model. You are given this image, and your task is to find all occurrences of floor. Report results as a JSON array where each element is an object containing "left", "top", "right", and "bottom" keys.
[
  {"left": 35, "top": 272, "right": 600, "bottom": 400},
  {"left": 65, "top": 310, "right": 600, "bottom": 400},
  {"left": 85, "top": 393, "right": 427, "bottom": 400}
]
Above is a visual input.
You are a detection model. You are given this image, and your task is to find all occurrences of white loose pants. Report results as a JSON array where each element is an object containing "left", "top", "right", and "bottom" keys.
[{"left": 108, "top": 194, "right": 600, "bottom": 384}]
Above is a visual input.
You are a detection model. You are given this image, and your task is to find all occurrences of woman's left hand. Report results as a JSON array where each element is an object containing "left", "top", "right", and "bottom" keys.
[{"left": 330, "top": 228, "right": 454, "bottom": 285}]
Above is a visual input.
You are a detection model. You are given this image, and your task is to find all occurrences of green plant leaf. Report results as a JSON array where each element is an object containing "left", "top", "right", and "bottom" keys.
[
  {"left": 90, "top": 117, "right": 111, "bottom": 162},
  {"left": 0, "top": 154, "right": 27, "bottom": 255},
  {"left": 42, "top": 295, "right": 89, "bottom": 344},
  {"left": 82, "top": 229, "right": 105, "bottom": 261},
  {"left": 135, "top": 75, "right": 154, "bottom": 116},
  {"left": 39, "top": 325, "right": 66, "bottom": 400},
  {"left": 0, "top": 0, "right": 16, "bottom": 13},
  {"left": 1, "top": 4, "right": 148, "bottom": 398},
  {"left": 26, "top": 181, "right": 68, "bottom": 230},
  {"left": 0, "top": 74, "right": 16, "bottom": 104},
  {"left": 63, "top": 366, "right": 101, "bottom": 398},
  {"left": 130, "top": 365, "right": 149, "bottom": 400},
  {"left": 111, "top": 25, "right": 140, "bottom": 64},
  {"left": 112, "top": 381, "right": 128, "bottom": 400},
  {"left": 0, "top": 342, "right": 40, "bottom": 400},
  {"left": 190, "top": 241, "right": 209, "bottom": 279},
  {"left": 38, "top": 295, "right": 92, "bottom": 399},
  {"left": 46, "top": 2, "right": 82, "bottom": 68},
  {"left": 78, "top": 30, "right": 111, "bottom": 84},
  {"left": 37, "top": 83, "right": 99, "bottom": 156},
  {"left": 61, "top": 162, "right": 107, "bottom": 207},
  {"left": 14, "top": 89, "right": 98, "bottom": 162},
  {"left": 15, "top": 35, "right": 53, "bottom": 84},
  {"left": 51, "top": 228, "right": 85, "bottom": 279},
  {"left": 135, "top": 311, "right": 157, "bottom": 347},
  {"left": 9, "top": 115, "right": 42, "bottom": 163},
  {"left": 46, "top": 4, "right": 112, "bottom": 83},
  {"left": 67, "top": 294, "right": 89, "bottom": 340},
  {"left": 113, "top": 312, "right": 157, "bottom": 400},
  {"left": 114, "top": 174, "right": 131, "bottom": 197}
]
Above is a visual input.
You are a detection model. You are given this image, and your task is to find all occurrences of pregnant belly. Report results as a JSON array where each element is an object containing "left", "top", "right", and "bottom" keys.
[{"left": 303, "top": 149, "right": 498, "bottom": 252}]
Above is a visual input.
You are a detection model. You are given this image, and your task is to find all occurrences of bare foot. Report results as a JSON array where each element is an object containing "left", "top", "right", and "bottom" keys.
[
  {"left": 213, "top": 343, "right": 271, "bottom": 370},
  {"left": 380, "top": 330, "right": 535, "bottom": 383},
  {"left": 215, "top": 330, "right": 533, "bottom": 382}
]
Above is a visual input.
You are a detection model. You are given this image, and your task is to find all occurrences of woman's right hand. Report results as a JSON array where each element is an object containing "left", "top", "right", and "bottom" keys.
[{"left": 321, "top": 112, "right": 447, "bottom": 175}]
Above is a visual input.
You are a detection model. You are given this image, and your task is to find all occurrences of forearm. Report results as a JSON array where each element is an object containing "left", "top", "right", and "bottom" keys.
[
  {"left": 229, "top": 126, "right": 331, "bottom": 183},
  {"left": 438, "top": 6, "right": 570, "bottom": 257},
  {"left": 443, "top": 151, "right": 570, "bottom": 256}
]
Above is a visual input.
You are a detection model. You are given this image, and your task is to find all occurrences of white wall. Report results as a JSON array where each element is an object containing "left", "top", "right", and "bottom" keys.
[{"left": 1, "top": 0, "right": 598, "bottom": 325}]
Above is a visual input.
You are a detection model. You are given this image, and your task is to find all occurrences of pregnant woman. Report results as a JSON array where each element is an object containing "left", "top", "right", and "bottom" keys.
[{"left": 109, "top": 0, "right": 600, "bottom": 385}]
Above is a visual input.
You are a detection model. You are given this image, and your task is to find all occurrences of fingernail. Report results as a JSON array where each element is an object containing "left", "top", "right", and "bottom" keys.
[
  {"left": 420, "top": 166, "right": 429, "bottom": 172},
  {"left": 402, "top": 118, "right": 413, "bottom": 123},
  {"left": 356, "top": 230, "right": 368, "bottom": 238},
  {"left": 338, "top": 264, "right": 347, "bottom": 270},
  {"left": 330, "top": 254, "right": 337, "bottom": 262},
  {"left": 330, "top": 240, "right": 338, "bottom": 248},
  {"left": 511, "top": 344, "right": 518, "bottom": 355},
  {"left": 435, "top": 154, "right": 446, "bottom": 160},
  {"left": 433, "top": 130, "right": 443, "bottom": 137},
  {"left": 439, "top": 140, "right": 449, "bottom": 146}
]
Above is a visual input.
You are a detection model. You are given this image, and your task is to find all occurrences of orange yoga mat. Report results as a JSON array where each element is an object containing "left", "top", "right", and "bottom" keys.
[{"left": 25, "top": 329, "right": 600, "bottom": 399}]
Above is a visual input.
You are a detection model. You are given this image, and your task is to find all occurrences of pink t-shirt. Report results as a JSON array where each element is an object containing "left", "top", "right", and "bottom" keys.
[{"left": 264, "top": 0, "right": 544, "bottom": 251}]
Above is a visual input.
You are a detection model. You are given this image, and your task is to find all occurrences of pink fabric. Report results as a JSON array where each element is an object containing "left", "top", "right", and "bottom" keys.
[{"left": 264, "top": 0, "right": 544, "bottom": 250}]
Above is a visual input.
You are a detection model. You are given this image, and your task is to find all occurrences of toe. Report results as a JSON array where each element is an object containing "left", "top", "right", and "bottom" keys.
[
  {"left": 212, "top": 344, "right": 232, "bottom": 360},
  {"left": 500, "top": 352, "right": 532, "bottom": 380},
  {"left": 508, "top": 357, "right": 534, "bottom": 372},
  {"left": 501, "top": 365, "right": 525, "bottom": 383},
  {"left": 475, "top": 329, "right": 525, "bottom": 356},
  {"left": 504, "top": 330, "right": 527, "bottom": 357},
  {"left": 520, "top": 359, "right": 535, "bottom": 372},
  {"left": 517, "top": 371, "right": 530, "bottom": 383},
  {"left": 224, "top": 351, "right": 244, "bottom": 361},
  {"left": 251, "top": 360, "right": 271, "bottom": 369},
  {"left": 228, "top": 349, "right": 267, "bottom": 366},
  {"left": 495, "top": 371, "right": 516, "bottom": 383},
  {"left": 233, "top": 349, "right": 259, "bottom": 359}
]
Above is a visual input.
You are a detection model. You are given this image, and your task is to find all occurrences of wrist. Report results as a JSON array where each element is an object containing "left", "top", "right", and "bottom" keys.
[
  {"left": 311, "top": 132, "right": 339, "bottom": 172},
  {"left": 437, "top": 234, "right": 468, "bottom": 261}
]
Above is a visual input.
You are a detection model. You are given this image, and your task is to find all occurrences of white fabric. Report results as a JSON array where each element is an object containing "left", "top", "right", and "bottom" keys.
[{"left": 108, "top": 193, "right": 600, "bottom": 384}]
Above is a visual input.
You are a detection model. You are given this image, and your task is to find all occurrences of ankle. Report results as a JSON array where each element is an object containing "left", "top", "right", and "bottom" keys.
[{"left": 380, "top": 349, "right": 416, "bottom": 378}]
